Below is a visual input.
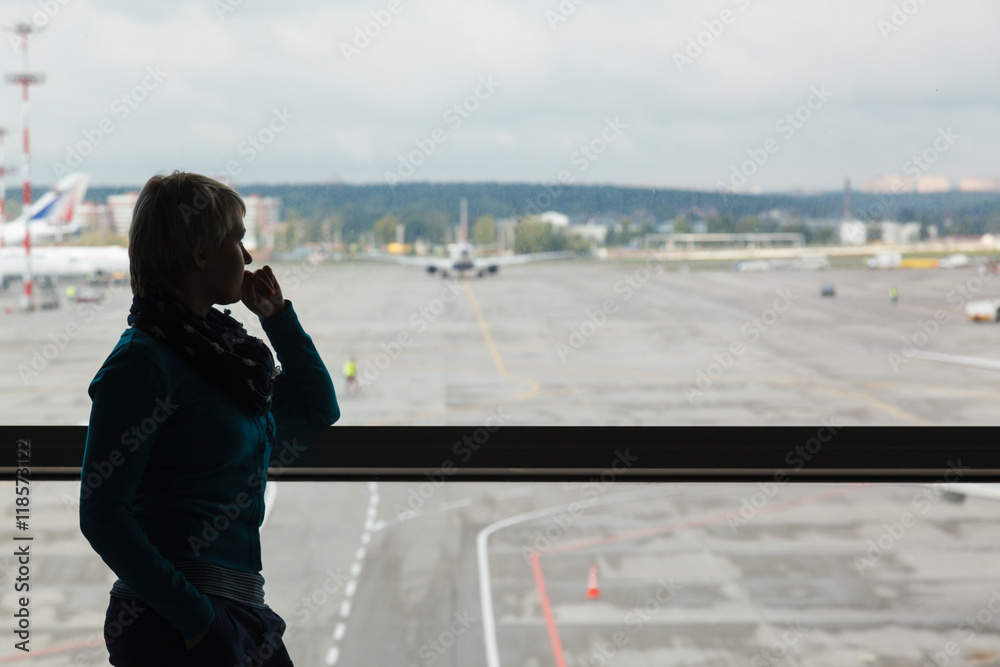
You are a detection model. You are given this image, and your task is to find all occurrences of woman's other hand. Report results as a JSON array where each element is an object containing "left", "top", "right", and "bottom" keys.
[
  {"left": 184, "top": 623, "right": 211, "bottom": 650},
  {"left": 242, "top": 265, "right": 287, "bottom": 319}
]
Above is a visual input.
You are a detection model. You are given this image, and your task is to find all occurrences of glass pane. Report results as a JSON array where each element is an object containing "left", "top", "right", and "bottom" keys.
[
  {"left": 0, "top": 2, "right": 998, "bottom": 426},
  {"left": 11, "top": 479, "right": 1000, "bottom": 665}
]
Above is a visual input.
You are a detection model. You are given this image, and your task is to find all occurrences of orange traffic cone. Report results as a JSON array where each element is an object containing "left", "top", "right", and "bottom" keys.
[{"left": 586, "top": 565, "right": 600, "bottom": 599}]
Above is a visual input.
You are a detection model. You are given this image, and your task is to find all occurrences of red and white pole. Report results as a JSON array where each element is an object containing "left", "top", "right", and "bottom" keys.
[
  {"left": 20, "top": 77, "right": 29, "bottom": 207},
  {"left": 5, "top": 23, "right": 44, "bottom": 308},
  {"left": 0, "top": 128, "right": 7, "bottom": 225},
  {"left": 0, "top": 128, "right": 5, "bottom": 248},
  {"left": 22, "top": 223, "right": 31, "bottom": 302}
]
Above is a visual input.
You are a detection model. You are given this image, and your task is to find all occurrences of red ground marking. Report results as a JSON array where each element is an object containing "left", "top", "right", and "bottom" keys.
[
  {"left": 528, "top": 484, "right": 870, "bottom": 665},
  {"left": 0, "top": 637, "right": 104, "bottom": 663},
  {"left": 530, "top": 551, "right": 568, "bottom": 667}
]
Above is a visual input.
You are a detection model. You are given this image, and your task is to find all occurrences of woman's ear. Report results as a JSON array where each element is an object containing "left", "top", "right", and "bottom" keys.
[{"left": 191, "top": 246, "right": 208, "bottom": 270}]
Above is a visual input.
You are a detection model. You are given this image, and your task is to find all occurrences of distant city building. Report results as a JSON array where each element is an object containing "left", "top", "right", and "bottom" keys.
[
  {"left": 916, "top": 175, "right": 951, "bottom": 193},
  {"left": 959, "top": 177, "right": 1000, "bottom": 192},
  {"left": 644, "top": 232, "right": 804, "bottom": 251},
  {"left": 107, "top": 192, "right": 140, "bottom": 237},
  {"left": 880, "top": 221, "right": 921, "bottom": 245},
  {"left": 495, "top": 217, "right": 517, "bottom": 251},
  {"left": 77, "top": 201, "right": 111, "bottom": 234},
  {"left": 538, "top": 211, "right": 569, "bottom": 227},
  {"left": 863, "top": 175, "right": 912, "bottom": 193},
  {"left": 566, "top": 224, "right": 608, "bottom": 243},
  {"left": 838, "top": 220, "right": 867, "bottom": 245},
  {"left": 243, "top": 194, "right": 280, "bottom": 251},
  {"left": 863, "top": 174, "right": 954, "bottom": 193}
]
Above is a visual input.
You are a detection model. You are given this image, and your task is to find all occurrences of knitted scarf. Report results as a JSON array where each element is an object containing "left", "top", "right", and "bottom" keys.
[{"left": 127, "top": 283, "right": 278, "bottom": 416}]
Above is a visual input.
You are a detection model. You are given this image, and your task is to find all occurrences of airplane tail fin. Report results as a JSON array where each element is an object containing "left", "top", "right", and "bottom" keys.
[
  {"left": 27, "top": 173, "right": 89, "bottom": 227},
  {"left": 459, "top": 197, "right": 468, "bottom": 244}
]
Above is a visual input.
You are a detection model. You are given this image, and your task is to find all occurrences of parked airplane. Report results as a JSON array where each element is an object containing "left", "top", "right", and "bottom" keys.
[
  {"left": 0, "top": 245, "right": 129, "bottom": 288},
  {"left": 0, "top": 173, "right": 131, "bottom": 289},
  {"left": 0, "top": 173, "right": 89, "bottom": 246},
  {"left": 366, "top": 198, "right": 571, "bottom": 278}
]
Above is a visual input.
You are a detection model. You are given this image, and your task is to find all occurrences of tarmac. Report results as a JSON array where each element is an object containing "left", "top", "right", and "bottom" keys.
[{"left": 3, "top": 259, "right": 1000, "bottom": 665}]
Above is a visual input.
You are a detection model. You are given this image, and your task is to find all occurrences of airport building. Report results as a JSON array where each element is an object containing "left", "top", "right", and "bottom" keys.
[
  {"left": 107, "top": 191, "right": 140, "bottom": 237},
  {"left": 643, "top": 232, "right": 805, "bottom": 251},
  {"left": 244, "top": 194, "right": 281, "bottom": 251},
  {"left": 838, "top": 220, "right": 867, "bottom": 245}
]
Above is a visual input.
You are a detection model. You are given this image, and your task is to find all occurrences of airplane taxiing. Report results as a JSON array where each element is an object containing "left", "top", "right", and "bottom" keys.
[{"left": 367, "top": 198, "right": 571, "bottom": 278}]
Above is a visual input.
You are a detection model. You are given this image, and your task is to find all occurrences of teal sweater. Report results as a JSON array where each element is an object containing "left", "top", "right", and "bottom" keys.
[{"left": 79, "top": 300, "right": 338, "bottom": 639}]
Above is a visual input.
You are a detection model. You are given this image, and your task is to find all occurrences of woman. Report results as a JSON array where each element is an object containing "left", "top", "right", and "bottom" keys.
[{"left": 80, "top": 171, "right": 339, "bottom": 665}]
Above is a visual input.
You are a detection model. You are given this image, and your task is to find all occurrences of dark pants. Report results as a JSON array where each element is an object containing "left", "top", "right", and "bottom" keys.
[{"left": 104, "top": 593, "right": 293, "bottom": 667}]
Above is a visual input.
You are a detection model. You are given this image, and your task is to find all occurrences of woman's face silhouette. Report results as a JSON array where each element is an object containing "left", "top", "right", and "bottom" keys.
[{"left": 199, "top": 217, "right": 252, "bottom": 306}]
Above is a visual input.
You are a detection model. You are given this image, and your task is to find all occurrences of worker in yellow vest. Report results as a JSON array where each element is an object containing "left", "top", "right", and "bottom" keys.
[{"left": 343, "top": 357, "right": 359, "bottom": 393}]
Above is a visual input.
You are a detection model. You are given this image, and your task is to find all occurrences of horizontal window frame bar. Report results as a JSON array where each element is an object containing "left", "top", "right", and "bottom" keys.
[{"left": 1, "top": 425, "right": 996, "bottom": 483}]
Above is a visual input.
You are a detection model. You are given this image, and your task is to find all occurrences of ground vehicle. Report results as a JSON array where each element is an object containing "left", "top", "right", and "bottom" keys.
[
  {"left": 71, "top": 286, "right": 101, "bottom": 303},
  {"left": 866, "top": 252, "right": 902, "bottom": 269},
  {"left": 965, "top": 298, "right": 1000, "bottom": 322},
  {"left": 792, "top": 254, "right": 831, "bottom": 270},
  {"left": 821, "top": 283, "right": 836, "bottom": 297}
]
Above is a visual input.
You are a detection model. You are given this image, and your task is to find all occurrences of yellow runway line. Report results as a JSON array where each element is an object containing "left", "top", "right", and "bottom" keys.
[
  {"left": 463, "top": 281, "right": 541, "bottom": 402},
  {"left": 359, "top": 281, "right": 542, "bottom": 425},
  {"left": 817, "top": 386, "right": 932, "bottom": 426}
]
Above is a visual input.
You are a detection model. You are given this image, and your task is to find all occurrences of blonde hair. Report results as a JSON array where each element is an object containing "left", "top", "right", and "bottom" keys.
[{"left": 129, "top": 172, "right": 246, "bottom": 297}]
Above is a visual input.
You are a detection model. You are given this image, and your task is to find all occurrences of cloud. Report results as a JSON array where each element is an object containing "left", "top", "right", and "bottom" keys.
[{"left": 4, "top": 0, "right": 996, "bottom": 189}]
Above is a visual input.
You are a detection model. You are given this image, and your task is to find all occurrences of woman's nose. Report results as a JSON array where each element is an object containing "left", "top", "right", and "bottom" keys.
[{"left": 242, "top": 245, "right": 252, "bottom": 265}]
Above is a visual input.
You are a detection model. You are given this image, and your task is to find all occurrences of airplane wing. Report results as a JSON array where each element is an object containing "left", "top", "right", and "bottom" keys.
[
  {"left": 356, "top": 252, "right": 452, "bottom": 271},
  {"left": 357, "top": 249, "right": 572, "bottom": 276},
  {"left": 473, "top": 251, "right": 573, "bottom": 269}
]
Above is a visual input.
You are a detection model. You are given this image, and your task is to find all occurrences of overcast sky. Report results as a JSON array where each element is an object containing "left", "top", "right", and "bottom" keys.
[{"left": 0, "top": 0, "right": 997, "bottom": 192}]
